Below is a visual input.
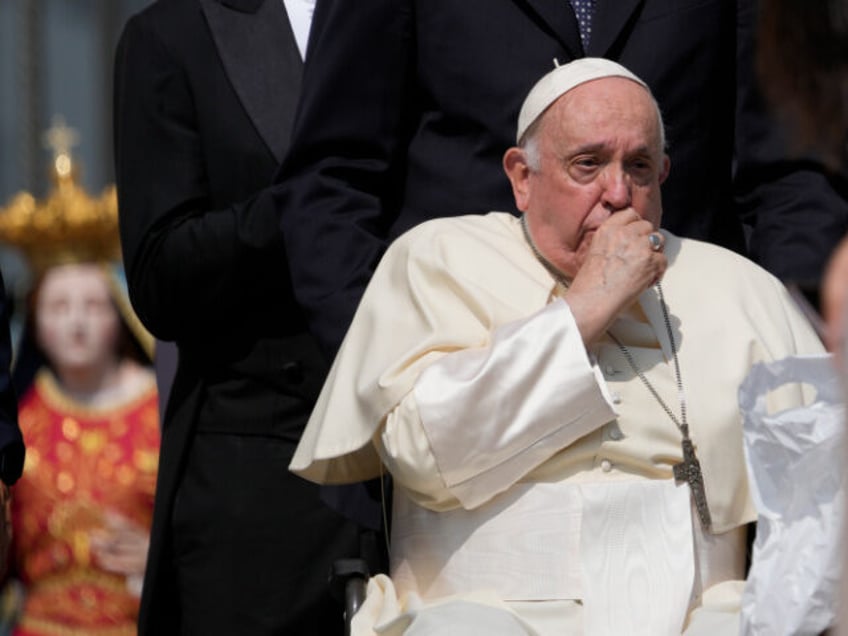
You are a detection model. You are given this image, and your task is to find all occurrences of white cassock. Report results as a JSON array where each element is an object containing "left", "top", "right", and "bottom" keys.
[{"left": 290, "top": 213, "right": 824, "bottom": 636}]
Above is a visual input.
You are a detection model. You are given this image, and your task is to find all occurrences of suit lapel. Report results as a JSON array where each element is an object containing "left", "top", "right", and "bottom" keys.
[
  {"left": 521, "top": 0, "right": 584, "bottom": 58},
  {"left": 587, "top": 0, "right": 643, "bottom": 57},
  {"left": 200, "top": 0, "right": 303, "bottom": 163}
]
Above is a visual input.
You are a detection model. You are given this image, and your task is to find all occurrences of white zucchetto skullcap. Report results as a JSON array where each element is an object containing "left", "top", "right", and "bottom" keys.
[{"left": 516, "top": 57, "right": 648, "bottom": 142}]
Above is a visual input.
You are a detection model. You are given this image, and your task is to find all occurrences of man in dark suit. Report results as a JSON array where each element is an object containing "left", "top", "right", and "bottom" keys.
[
  {"left": 113, "top": 0, "right": 367, "bottom": 633},
  {"left": 276, "top": 0, "right": 848, "bottom": 357}
]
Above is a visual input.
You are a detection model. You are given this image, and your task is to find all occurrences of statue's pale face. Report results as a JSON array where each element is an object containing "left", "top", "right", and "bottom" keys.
[{"left": 35, "top": 263, "right": 120, "bottom": 377}]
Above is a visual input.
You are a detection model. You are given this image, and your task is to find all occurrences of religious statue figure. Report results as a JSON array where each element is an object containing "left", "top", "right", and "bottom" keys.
[{"left": 0, "top": 120, "right": 159, "bottom": 636}]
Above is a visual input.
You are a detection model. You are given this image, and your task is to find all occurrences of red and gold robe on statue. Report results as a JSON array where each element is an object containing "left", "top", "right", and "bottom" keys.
[{"left": 10, "top": 369, "right": 159, "bottom": 636}]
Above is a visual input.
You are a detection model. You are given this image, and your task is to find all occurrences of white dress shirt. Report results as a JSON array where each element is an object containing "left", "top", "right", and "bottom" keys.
[{"left": 282, "top": 0, "right": 316, "bottom": 59}]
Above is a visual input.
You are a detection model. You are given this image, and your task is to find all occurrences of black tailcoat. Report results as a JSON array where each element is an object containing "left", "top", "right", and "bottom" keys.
[{"left": 114, "top": 0, "right": 362, "bottom": 632}]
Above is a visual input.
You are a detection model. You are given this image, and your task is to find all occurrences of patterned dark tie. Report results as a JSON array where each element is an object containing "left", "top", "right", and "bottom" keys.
[{"left": 569, "top": 0, "right": 596, "bottom": 50}]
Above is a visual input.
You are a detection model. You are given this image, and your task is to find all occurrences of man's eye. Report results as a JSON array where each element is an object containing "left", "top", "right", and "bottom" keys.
[
  {"left": 575, "top": 157, "right": 599, "bottom": 168},
  {"left": 628, "top": 160, "right": 654, "bottom": 183},
  {"left": 569, "top": 158, "right": 601, "bottom": 182}
]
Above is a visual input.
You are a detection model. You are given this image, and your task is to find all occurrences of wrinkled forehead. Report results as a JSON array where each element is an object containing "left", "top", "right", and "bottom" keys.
[
  {"left": 527, "top": 76, "right": 666, "bottom": 154},
  {"left": 553, "top": 76, "right": 660, "bottom": 128}
]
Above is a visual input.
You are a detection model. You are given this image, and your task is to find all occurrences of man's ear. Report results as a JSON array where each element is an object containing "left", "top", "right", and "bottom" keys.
[
  {"left": 503, "top": 147, "right": 532, "bottom": 212},
  {"left": 658, "top": 154, "right": 671, "bottom": 185}
]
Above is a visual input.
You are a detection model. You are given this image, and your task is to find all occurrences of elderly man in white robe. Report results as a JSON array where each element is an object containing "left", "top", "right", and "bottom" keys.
[{"left": 290, "top": 58, "right": 824, "bottom": 635}]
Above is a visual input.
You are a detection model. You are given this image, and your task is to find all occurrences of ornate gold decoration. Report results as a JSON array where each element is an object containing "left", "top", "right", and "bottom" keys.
[
  {"left": 0, "top": 118, "right": 155, "bottom": 360},
  {"left": 0, "top": 116, "right": 120, "bottom": 273}
]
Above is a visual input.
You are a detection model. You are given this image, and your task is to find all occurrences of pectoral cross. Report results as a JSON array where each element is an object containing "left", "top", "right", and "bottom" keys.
[{"left": 673, "top": 438, "right": 712, "bottom": 531}]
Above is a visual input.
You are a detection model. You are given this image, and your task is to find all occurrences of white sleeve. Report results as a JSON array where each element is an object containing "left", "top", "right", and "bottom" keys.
[{"left": 378, "top": 299, "right": 617, "bottom": 510}]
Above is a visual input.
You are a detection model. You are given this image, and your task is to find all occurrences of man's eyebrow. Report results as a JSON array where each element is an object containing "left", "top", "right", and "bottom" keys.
[
  {"left": 567, "top": 143, "right": 655, "bottom": 157},
  {"left": 570, "top": 142, "right": 607, "bottom": 155},
  {"left": 628, "top": 144, "right": 655, "bottom": 156}
]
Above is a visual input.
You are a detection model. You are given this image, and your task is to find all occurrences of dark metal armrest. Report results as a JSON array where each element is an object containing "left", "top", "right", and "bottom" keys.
[{"left": 330, "top": 558, "right": 370, "bottom": 636}]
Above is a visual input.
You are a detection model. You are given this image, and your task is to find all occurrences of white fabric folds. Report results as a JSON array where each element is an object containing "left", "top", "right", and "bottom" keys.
[{"left": 414, "top": 299, "right": 614, "bottom": 509}]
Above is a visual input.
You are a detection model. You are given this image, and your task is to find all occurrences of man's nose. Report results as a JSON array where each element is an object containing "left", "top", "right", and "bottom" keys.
[{"left": 600, "top": 166, "right": 632, "bottom": 211}]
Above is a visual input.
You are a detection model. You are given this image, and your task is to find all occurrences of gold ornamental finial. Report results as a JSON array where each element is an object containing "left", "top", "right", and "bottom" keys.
[
  {"left": 0, "top": 116, "right": 120, "bottom": 274},
  {"left": 43, "top": 115, "right": 80, "bottom": 180}
]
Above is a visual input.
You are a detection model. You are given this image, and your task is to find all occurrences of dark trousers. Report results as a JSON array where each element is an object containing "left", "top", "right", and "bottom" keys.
[{"left": 171, "top": 432, "right": 363, "bottom": 635}]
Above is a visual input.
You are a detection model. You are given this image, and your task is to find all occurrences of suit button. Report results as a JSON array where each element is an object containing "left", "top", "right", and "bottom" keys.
[
  {"left": 600, "top": 459, "right": 612, "bottom": 472},
  {"left": 608, "top": 427, "right": 623, "bottom": 441},
  {"left": 282, "top": 361, "right": 304, "bottom": 384}
]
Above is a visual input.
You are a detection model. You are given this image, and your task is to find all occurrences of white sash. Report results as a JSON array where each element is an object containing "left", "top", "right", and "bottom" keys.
[{"left": 390, "top": 478, "right": 746, "bottom": 635}]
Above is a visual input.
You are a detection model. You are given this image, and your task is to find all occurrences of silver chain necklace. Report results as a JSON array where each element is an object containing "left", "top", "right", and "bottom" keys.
[{"left": 520, "top": 214, "right": 712, "bottom": 531}]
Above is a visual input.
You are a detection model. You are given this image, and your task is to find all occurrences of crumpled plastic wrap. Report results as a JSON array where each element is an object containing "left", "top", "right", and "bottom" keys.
[{"left": 738, "top": 354, "right": 845, "bottom": 636}]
